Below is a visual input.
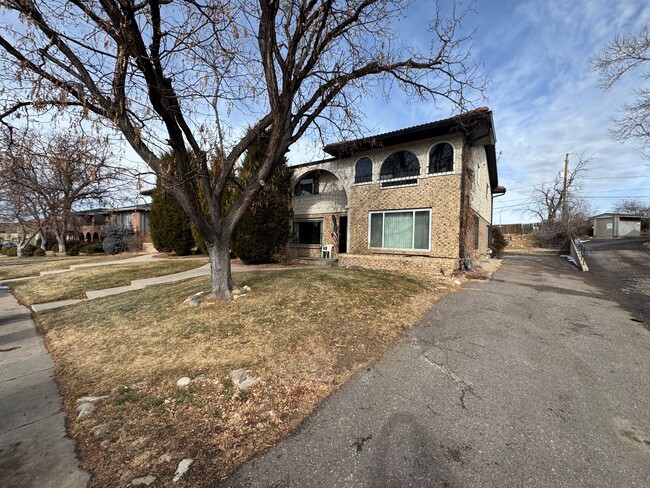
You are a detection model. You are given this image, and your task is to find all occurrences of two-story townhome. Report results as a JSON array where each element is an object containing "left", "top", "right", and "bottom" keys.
[{"left": 289, "top": 106, "right": 505, "bottom": 276}]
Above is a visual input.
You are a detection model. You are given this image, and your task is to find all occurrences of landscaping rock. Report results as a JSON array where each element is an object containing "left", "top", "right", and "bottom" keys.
[
  {"left": 231, "top": 289, "right": 242, "bottom": 296},
  {"left": 132, "top": 475, "right": 157, "bottom": 486},
  {"left": 184, "top": 291, "right": 205, "bottom": 307},
  {"left": 228, "top": 369, "right": 248, "bottom": 385},
  {"left": 452, "top": 279, "right": 462, "bottom": 286},
  {"left": 243, "top": 285, "right": 251, "bottom": 292},
  {"left": 92, "top": 428, "right": 102, "bottom": 437},
  {"left": 76, "top": 402, "right": 95, "bottom": 419},
  {"left": 172, "top": 458, "right": 194, "bottom": 482},
  {"left": 100, "top": 440, "right": 110, "bottom": 448},
  {"left": 176, "top": 376, "right": 191, "bottom": 387},
  {"left": 159, "top": 453, "right": 172, "bottom": 463},
  {"left": 76, "top": 395, "right": 108, "bottom": 404},
  {"left": 238, "top": 376, "right": 261, "bottom": 390}
]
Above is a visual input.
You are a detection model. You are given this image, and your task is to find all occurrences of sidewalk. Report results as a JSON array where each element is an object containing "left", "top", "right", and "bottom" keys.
[
  {"left": 31, "top": 262, "right": 318, "bottom": 312},
  {"left": 0, "top": 286, "right": 89, "bottom": 488}
]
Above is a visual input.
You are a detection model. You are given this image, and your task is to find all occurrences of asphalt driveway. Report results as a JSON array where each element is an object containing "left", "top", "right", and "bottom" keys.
[
  {"left": 583, "top": 237, "right": 650, "bottom": 326},
  {"left": 219, "top": 255, "right": 650, "bottom": 487}
]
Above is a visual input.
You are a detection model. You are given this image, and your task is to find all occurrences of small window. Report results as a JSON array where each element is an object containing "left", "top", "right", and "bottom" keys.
[
  {"left": 428, "top": 143, "right": 454, "bottom": 174},
  {"left": 294, "top": 171, "right": 319, "bottom": 196},
  {"left": 380, "top": 151, "right": 420, "bottom": 187},
  {"left": 292, "top": 220, "right": 322, "bottom": 245},
  {"left": 354, "top": 157, "right": 373, "bottom": 184},
  {"left": 369, "top": 209, "right": 430, "bottom": 250}
]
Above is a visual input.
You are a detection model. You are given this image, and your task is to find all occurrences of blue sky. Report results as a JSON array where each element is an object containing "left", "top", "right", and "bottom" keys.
[{"left": 289, "top": 0, "right": 650, "bottom": 224}]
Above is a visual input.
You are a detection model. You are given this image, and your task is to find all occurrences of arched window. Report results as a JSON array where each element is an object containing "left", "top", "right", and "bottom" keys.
[
  {"left": 354, "top": 157, "right": 373, "bottom": 184},
  {"left": 428, "top": 143, "right": 454, "bottom": 174},
  {"left": 293, "top": 171, "right": 319, "bottom": 196},
  {"left": 380, "top": 151, "right": 420, "bottom": 187}
]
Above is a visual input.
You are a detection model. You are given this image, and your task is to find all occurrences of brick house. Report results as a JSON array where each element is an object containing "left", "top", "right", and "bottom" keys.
[
  {"left": 289, "top": 107, "right": 505, "bottom": 276},
  {"left": 75, "top": 205, "right": 151, "bottom": 243}
]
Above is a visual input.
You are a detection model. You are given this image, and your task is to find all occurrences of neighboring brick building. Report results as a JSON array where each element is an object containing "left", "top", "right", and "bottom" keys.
[
  {"left": 289, "top": 107, "right": 505, "bottom": 276},
  {"left": 75, "top": 205, "right": 151, "bottom": 243}
]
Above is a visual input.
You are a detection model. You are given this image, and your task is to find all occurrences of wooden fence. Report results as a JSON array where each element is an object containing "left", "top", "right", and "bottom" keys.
[{"left": 495, "top": 223, "right": 540, "bottom": 235}]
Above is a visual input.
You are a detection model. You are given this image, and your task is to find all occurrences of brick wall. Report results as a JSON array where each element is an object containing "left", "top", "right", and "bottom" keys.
[
  {"left": 466, "top": 145, "right": 492, "bottom": 222},
  {"left": 348, "top": 174, "right": 462, "bottom": 260},
  {"left": 338, "top": 253, "right": 458, "bottom": 276}
]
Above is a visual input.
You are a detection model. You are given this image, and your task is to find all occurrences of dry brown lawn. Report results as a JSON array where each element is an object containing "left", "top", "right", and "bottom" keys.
[
  {"left": 0, "top": 253, "right": 138, "bottom": 281},
  {"left": 36, "top": 267, "right": 455, "bottom": 487},
  {"left": 11, "top": 259, "right": 208, "bottom": 304}
]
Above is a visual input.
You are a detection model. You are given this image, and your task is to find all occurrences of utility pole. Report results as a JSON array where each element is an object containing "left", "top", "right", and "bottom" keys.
[{"left": 561, "top": 153, "right": 569, "bottom": 222}]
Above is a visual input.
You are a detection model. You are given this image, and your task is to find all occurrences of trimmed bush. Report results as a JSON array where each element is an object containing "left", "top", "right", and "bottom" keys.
[
  {"left": 33, "top": 248, "right": 46, "bottom": 257},
  {"left": 4, "top": 246, "right": 17, "bottom": 257},
  {"left": 491, "top": 227, "right": 508, "bottom": 258},
  {"left": 82, "top": 243, "right": 104, "bottom": 255},
  {"left": 66, "top": 239, "right": 83, "bottom": 253},
  {"left": 22, "top": 244, "right": 38, "bottom": 257},
  {"left": 102, "top": 223, "right": 135, "bottom": 255}
]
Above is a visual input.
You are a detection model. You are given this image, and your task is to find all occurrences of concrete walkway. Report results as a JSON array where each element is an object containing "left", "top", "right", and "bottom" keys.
[
  {"left": 31, "top": 262, "right": 318, "bottom": 312},
  {"left": 0, "top": 286, "right": 89, "bottom": 488}
]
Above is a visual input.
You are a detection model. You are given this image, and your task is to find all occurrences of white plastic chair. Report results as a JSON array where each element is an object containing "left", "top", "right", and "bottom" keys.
[{"left": 320, "top": 244, "right": 334, "bottom": 259}]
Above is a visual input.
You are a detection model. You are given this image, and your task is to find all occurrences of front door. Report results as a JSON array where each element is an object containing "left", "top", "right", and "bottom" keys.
[{"left": 339, "top": 216, "right": 348, "bottom": 253}]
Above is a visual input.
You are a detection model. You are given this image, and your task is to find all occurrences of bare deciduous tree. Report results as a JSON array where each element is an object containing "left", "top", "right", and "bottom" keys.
[
  {"left": 0, "top": 181, "right": 44, "bottom": 256},
  {"left": 0, "top": 130, "right": 124, "bottom": 253},
  {"left": 592, "top": 26, "right": 650, "bottom": 160},
  {"left": 0, "top": 0, "right": 485, "bottom": 298},
  {"left": 525, "top": 155, "right": 592, "bottom": 247}
]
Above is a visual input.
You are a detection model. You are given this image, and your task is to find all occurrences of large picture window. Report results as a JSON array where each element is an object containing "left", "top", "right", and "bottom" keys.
[
  {"left": 292, "top": 220, "right": 322, "bottom": 245},
  {"left": 369, "top": 209, "right": 431, "bottom": 250}
]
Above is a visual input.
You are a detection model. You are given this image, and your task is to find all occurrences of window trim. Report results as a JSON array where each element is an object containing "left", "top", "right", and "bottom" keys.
[
  {"left": 292, "top": 219, "right": 323, "bottom": 245},
  {"left": 367, "top": 208, "right": 432, "bottom": 252},
  {"left": 426, "top": 141, "right": 455, "bottom": 176},
  {"left": 353, "top": 157, "right": 374, "bottom": 185}
]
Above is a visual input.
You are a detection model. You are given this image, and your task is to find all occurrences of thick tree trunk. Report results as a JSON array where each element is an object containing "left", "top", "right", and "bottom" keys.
[
  {"left": 16, "top": 242, "right": 25, "bottom": 258},
  {"left": 55, "top": 234, "right": 66, "bottom": 253},
  {"left": 38, "top": 231, "right": 47, "bottom": 251},
  {"left": 207, "top": 238, "right": 238, "bottom": 300}
]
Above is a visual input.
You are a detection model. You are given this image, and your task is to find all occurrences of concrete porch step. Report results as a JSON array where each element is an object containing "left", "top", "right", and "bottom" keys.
[{"left": 293, "top": 257, "right": 339, "bottom": 267}]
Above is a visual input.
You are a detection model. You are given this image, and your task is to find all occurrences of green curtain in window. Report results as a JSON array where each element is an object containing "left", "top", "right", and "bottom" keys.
[
  {"left": 384, "top": 212, "right": 413, "bottom": 249},
  {"left": 414, "top": 211, "right": 430, "bottom": 249},
  {"left": 370, "top": 213, "right": 384, "bottom": 247}
]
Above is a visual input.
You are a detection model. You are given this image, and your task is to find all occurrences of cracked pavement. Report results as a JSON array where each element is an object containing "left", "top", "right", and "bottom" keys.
[{"left": 217, "top": 255, "right": 650, "bottom": 487}]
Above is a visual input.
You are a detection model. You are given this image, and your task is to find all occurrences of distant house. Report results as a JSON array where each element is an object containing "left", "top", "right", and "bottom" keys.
[
  {"left": 75, "top": 205, "right": 151, "bottom": 243},
  {"left": 289, "top": 107, "right": 505, "bottom": 275},
  {"left": 592, "top": 213, "right": 642, "bottom": 238}
]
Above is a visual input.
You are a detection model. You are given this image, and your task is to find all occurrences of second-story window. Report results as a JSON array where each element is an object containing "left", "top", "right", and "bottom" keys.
[
  {"left": 354, "top": 157, "right": 373, "bottom": 183},
  {"left": 380, "top": 151, "right": 420, "bottom": 187},
  {"left": 293, "top": 171, "right": 319, "bottom": 196},
  {"left": 428, "top": 143, "right": 454, "bottom": 174}
]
